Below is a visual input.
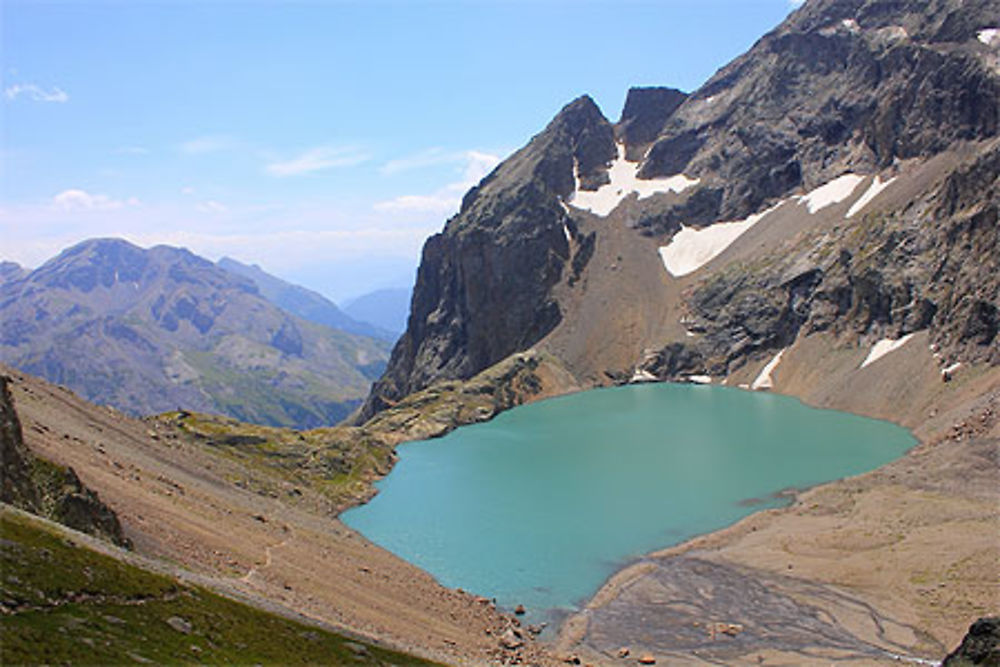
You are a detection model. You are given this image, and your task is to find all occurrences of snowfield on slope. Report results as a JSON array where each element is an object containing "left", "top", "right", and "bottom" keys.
[
  {"left": 847, "top": 176, "right": 896, "bottom": 218},
  {"left": 658, "top": 203, "right": 782, "bottom": 277},
  {"left": 860, "top": 334, "right": 914, "bottom": 369},
  {"left": 752, "top": 348, "right": 786, "bottom": 390},
  {"left": 568, "top": 144, "right": 698, "bottom": 217},
  {"left": 658, "top": 172, "right": 877, "bottom": 278},
  {"left": 799, "top": 174, "right": 864, "bottom": 213}
]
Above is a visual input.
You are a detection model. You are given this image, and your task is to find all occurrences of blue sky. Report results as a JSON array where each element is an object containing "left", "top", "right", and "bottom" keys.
[{"left": 2, "top": 0, "right": 799, "bottom": 302}]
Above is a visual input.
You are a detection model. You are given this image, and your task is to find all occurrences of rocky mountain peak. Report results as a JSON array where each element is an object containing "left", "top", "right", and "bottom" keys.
[
  {"left": 2, "top": 240, "right": 391, "bottom": 428},
  {"left": 360, "top": 0, "right": 999, "bottom": 423},
  {"left": 618, "top": 87, "right": 688, "bottom": 159},
  {"left": 457, "top": 95, "right": 615, "bottom": 221},
  {"left": 0, "top": 261, "right": 27, "bottom": 284},
  {"left": 359, "top": 96, "right": 615, "bottom": 420},
  {"left": 635, "top": 0, "right": 999, "bottom": 226},
  {"left": 15, "top": 238, "right": 258, "bottom": 300},
  {"left": 30, "top": 238, "right": 151, "bottom": 292}
]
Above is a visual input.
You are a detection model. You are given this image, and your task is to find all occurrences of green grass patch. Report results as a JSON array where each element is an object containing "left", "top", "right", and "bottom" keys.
[{"left": 1, "top": 508, "right": 438, "bottom": 666}]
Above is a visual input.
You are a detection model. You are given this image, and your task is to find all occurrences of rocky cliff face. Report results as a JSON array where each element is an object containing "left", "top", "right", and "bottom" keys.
[
  {"left": 638, "top": 0, "right": 999, "bottom": 228},
  {"left": 361, "top": 0, "right": 999, "bottom": 421},
  {"left": 360, "top": 97, "right": 615, "bottom": 419},
  {"left": 1, "top": 239, "right": 390, "bottom": 428},
  {"left": 1, "top": 375, "right": 128, "bottom": 547},
  {"left": 640, "top": 141, "right": 999, "bottom": 382}
]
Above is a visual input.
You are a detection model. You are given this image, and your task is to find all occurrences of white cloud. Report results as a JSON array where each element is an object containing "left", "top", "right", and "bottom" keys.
[
  {"left": 373, "top": 150, "right": 500, "bottom": 217},
  {"left": 197, "top": 200, "right": 228, "bottom": 214},
  {"left": 180, "top": 186, "right": 196, "bottom": 196},
  {"left": 115, "top": 146, "right": 149, "bottom": 155},
  {"left": 52, "top": 189, "right": 138, "bottom": 211},
  {"left": 461, "top": 150, "right": 501, "bottom": 183},
  {"left": 381, "top": 147, "right": 454, "bottom": 175},
  {"left": 266, "top": 146, "right": 369, "bottom": 177},
  {"left": 4, "top": 83, "right": 69, "bottom": 103},
  {"left": 381, "top": 148, "right": 501, "bottom": 177},
  {"left": 178, "top": 135, "right": 237, "bottom": 155},
  {"left": 373, "top": 194, "right": 462, "bottom": 216}
]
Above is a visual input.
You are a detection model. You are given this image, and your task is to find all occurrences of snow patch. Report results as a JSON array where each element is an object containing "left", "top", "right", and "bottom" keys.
[
  {"left": 877, "top": 25, "right": 908, "bottom": 41},
  {"left": 685, "top": 375, "right": 712, "bottom": 384},
  {"left": 630, "top": 368, "right": 658, "bottom": 383},
  {"left": 841, "top": 18, "right": 861, "bottom": 33},
  {"left": 846, "top": 175, "right": 896, "bottom": 218},
  {"left": 978, "top": 28, "right": 999, "bottom": 45},
  {"left": 942, "top": 361, "right": 962, "bottom": 375},
  {"left": 562, "top": 221, "right": 572, "bottom": 245},
  {"left": 752, "top": 349, "right": 786, "bottom": 391},
  {"left": 799, "top": 174, "right": 864, "bottom": 214},
  {"left": 658, "top": 202, "right": 782, "bottom": 277},
  {"left": 568, "top": 143, "right": 698, "bottom": 217},
  {"left": 860, "top": 333, "right": 914, "bottom": 369}
]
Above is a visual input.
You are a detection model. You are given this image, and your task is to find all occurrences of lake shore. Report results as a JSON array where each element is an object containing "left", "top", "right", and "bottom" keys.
[
  {"left": 7, "top": 342, "right": 998, "bottom": 666},
  {"left": 555, "top": 364, "right": 1000, "bottom": 665},
  {"left": 4, "top": 365, "right": 556, "bottom": 666}
]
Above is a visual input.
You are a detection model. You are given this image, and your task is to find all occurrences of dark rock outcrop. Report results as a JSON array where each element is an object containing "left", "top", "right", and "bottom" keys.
[
  {"left": 1, "top": 376, "right": 39, "bottom": 510},
  {"left": 639, "top": 141, "right": 999, "bottom": 381},
  {"left": 359, "top": 97, "right": 615, "bottom": 420},
  {"left": 637, "top": 0, "right": 999, "bottom": 228},
  {"left": 942, "top": 617, "right": 1000, "bottom": 666},
  {"left": 618, "top": 87, "right": 688, "bottom": 160},
  {"left": 1, "top": 375, "right": 129, "bottom": 547}
]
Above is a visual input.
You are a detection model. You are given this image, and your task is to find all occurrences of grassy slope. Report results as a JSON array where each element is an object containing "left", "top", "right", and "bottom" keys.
[
  {"left": 0, "top": 508, "right": 438, "bottom": 666},
  {"left": 154, "top": 350, "right": 574, "bottom": 512}
]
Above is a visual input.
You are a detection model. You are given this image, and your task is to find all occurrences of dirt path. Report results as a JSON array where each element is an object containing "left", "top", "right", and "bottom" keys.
[{"left": 240, "top": 532, "right": 292, "bottom": 583}]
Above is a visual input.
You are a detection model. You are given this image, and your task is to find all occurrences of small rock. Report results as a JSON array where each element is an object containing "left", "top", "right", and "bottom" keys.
[
  {"left": 344, "top": 641, "right": 369, "bottom": 657},
  {"left": 514, "top": 603, "right": 526, "bottom": 615},
  {"left": 721, "top": 623, "right": 744, "bottom": 636},
  {"left": 561, "top": 655, "right": 581, "bottom": 665},
  {"left": 638, "top": 653, "right": 656, "bottom": 664},
  {"left": 500, "top": 628, "right": 523, "bottom": 650},
  {"left": 166, "top": 616, "right": 192, "bottom": 634},
  {"left": 618, "top": 646, "right": 630, "bottom": 658}
]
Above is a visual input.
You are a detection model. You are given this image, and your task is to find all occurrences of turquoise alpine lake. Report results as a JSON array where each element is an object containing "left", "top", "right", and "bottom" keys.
[{"left": 341, "top": 383, "right": 916, "bottom": 621}]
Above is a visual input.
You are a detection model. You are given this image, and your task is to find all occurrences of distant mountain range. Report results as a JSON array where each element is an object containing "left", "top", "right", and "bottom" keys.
[
  {"left": 342, "top": 288, "right": 411, "bottom": 335},
  {"left": 0, "top": 239, "right": 391, "bottom": 428},
  {"left": 217, "top": 257, "right": 397, "bottom": 341}
]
